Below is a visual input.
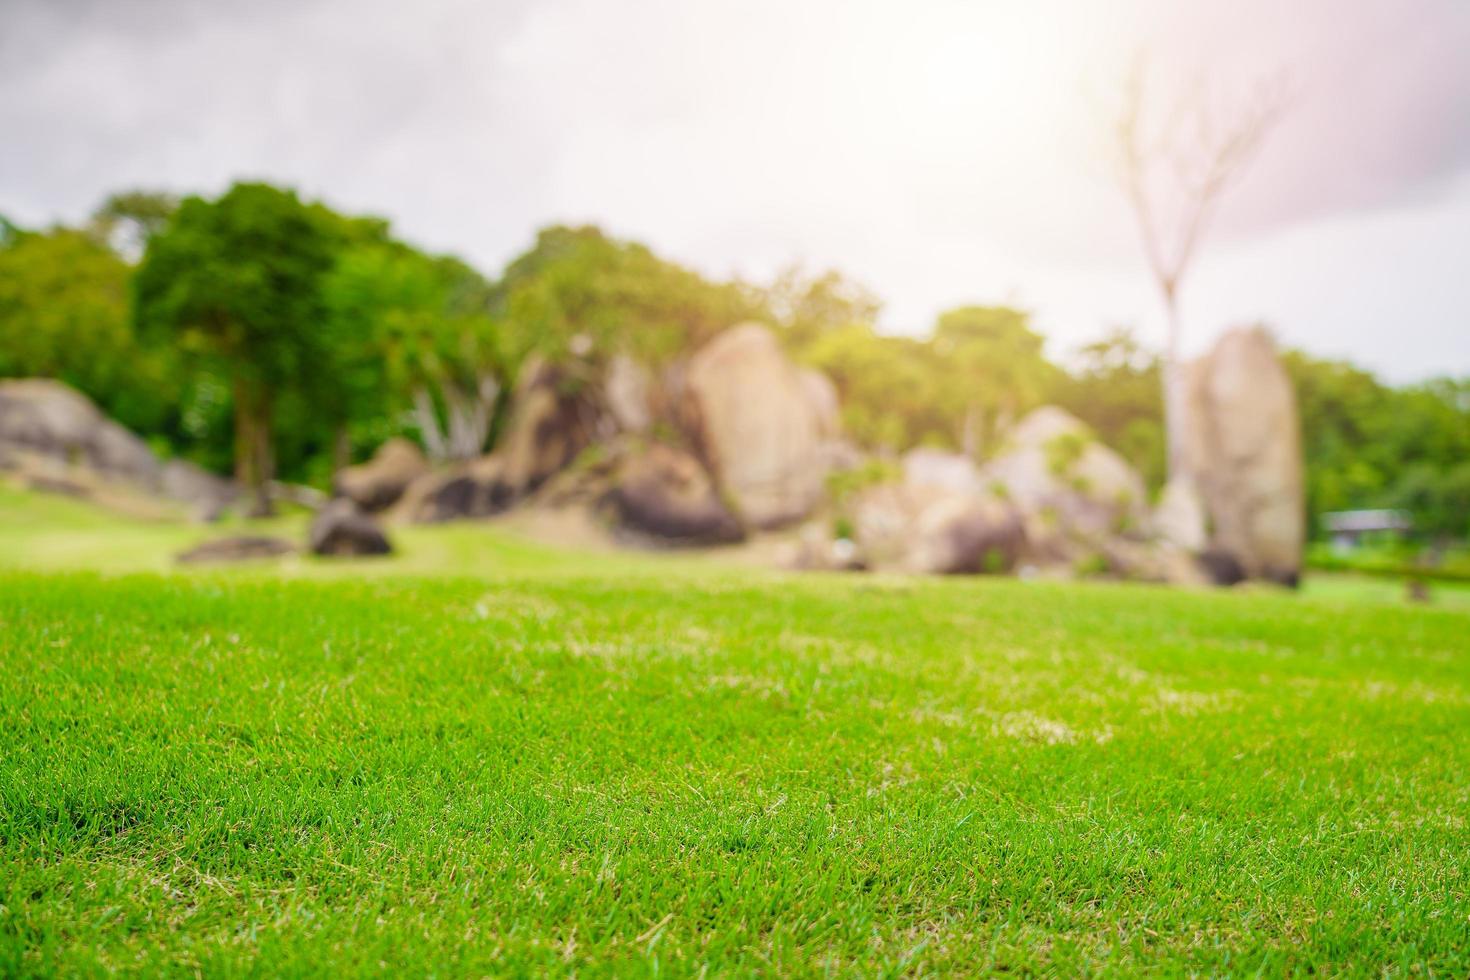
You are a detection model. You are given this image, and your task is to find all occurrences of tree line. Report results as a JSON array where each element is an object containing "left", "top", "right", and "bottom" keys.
[{"left": 1, "top": 181, "right": 1466, "bottom": 539}]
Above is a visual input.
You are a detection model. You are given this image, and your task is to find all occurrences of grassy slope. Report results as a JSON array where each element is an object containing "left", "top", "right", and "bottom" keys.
[{"left": 1, "top": 489, "right": 1468, "bottom": 975}]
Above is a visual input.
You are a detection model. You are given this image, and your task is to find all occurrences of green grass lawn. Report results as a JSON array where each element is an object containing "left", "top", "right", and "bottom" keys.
[{"left": 2, "top": 488, "right": 1468, "bottom": 975}]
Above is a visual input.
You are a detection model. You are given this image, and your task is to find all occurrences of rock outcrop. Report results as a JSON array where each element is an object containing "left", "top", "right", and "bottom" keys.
[
  {"left": 498, "top": 359, "right": 597, "bottom": 497},
  {"left": 981, "top": 406, "right": 1150, "bottom": 556},
  {"left": 399, "top": 454, "right": 512, "bottom": 523},
  {"left": 1153, "top": 476, "right": 1207, "bottom": 553},
  {"left": 399, "top": 361, "right": 600, "bottom": 523},
  {"left": 902, "top": 448, "right": 985, "bottom": 496},
  {"left": 308, "top": 499, "right": 393, "bottom": 556},
  {"left": 799, "top": 368, "right": 843, "bottom": 440},
  {"left": 907, "top": 493, "right": 1025, "bottom": 575},
  {"left": 0, "top": 379, "right": 161, "bottom": 487},
  {"left": 1180, "top": 327, "right": 1304, "bottom": 585},
  {"left": 848, "top": 470, "right": 1023, "bottom": 575},
  {"left": 1, "top": 379, "right": 240, "bottom": 520},
  {"left": 680, "top": 323, "right": 832, "bottom": 529},
  {"left": 604, "top": 354, "right": 653, "bottom": 434},
  {"left": 334, "top": 438, "right": 429, "bottom": 512},
  {"left": 606, "top": 443, "right": 744, "bottom": 545}
]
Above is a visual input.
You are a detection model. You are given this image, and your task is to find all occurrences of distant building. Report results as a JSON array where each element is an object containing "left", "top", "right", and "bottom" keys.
[{"left": 1322, "top": 509, "right": 1412, "bottom": 551}]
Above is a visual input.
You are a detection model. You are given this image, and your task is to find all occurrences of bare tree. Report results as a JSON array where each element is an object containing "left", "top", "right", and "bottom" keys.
[{"left": 1113, "top": 60, "right": 1288, "bottom": 481}]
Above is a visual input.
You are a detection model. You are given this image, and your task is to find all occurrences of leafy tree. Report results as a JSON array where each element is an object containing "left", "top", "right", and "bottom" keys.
[
  {"left": 493, "top": 225, "right": 764, "bottom": 367},
  {"left": 134, "top": 183, "right": 339, "bottom": 513},
  {"left": 0, "top": 226, "right": 180, "bottom": 437},
  {"left": 1392, "top": 463, "right": 1470, "bottom": 546},
  {"left": 764, "top": 265, "right": 881, "bottom": 350},
  {"left": 931, "top": 306, "right": 1059, "bottom": 456},
  {"left": 1285, "top": 352, "right": 1470, "bottom": 541},
  {"left": 1053, "top": 328, "right": 1165, "bottom": 489},
  {"left": 323, "top": 238, "right": 505, "bottom": 462},
  {"left": 90, "top": 190, "right": 179, "bottom": 261},
  {"left": 801, "top": 324, "right": 954, "bottom": 452},
  {"left": 0, "top": 214, "right": 25, "bottom": 249}
]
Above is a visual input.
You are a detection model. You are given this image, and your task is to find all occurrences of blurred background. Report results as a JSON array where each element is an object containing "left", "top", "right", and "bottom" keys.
[{"left": 1, "top": 0, "right": 1467, "bottom": 585}]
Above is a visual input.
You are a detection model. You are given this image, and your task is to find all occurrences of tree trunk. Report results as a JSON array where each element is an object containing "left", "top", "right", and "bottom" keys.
[
  {"left": 1161, "top": 288, "right": 1189, "bottom": 483},
  {"left": 960, "top": 404, "right": 981, "bottom": 459},
  {"left": 232, "top": 375, "right": 275, "bottom": 517},
  {"left": 331, "top": 423, "right": 352, "bottom": 476}
]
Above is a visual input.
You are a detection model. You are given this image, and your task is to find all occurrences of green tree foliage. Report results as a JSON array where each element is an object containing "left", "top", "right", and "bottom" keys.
[
  {"left": 798, "top": 306, "right": 1057, "bottom": 457},
  {"left": 134, "top": 183, "right": 339, "bottom": 513},
  {"left": 930, "top": 306, "right": 1059, "bottom": 456},
  {"left": 801, "top": 324, "right": 955, "bottom": 452},
  {"left": 0, "top": 226, "right": 181, "bottom": 438},
  {"left": 1285, "top": 353, "right": 1470, "bottom": 540},
  {"left": 1053, "top": 328, "right": 1166, "bottom": 490},
  {"left": 493, "top": 225, "right": 764, "bottom": 367},
  {"left": 9, "top": 189, "right": 1467, "bottom": 548},
  {"left": 323, "top": 235, "right": 505, "bottom": 462},
  {"left": 90, "top": 190, "right": 179, "bottom": 261},
  {"left": 764, "top": 265, "right": 882, "bottom": 349},
  {"left": 1392, "top": 462, "right": 1470, "bottom": 544}
]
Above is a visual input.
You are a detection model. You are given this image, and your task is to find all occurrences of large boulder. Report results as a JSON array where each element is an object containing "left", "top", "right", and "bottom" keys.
[
  {"left": 1153, "top": 476, "right": 1207, "bottom": 553},
  {"left": 334, "top": 437, "right": 429, "bottom": 512},
  {"left": 799, "top": 368, "right": 843, "bottom": 440},
  {"left": 498, "top": 359, "right": 597, "bottom": 496},
  {"left": 0, "top": 379, "right": 160, "bottom": 487},
  {"left": 907, "top": 493, "right": 1025, "bottom": 575},
  {"left": 680, "top": 324, "right": 833, "bottom": 529},
  {"left": 606, "top": 443, "right": 744, "bottom": 545},
  {"left": 397, "top": 360, "right": 598, "bottom": 523},
  {"left": 308, "top": 499, "right": 393, "bottom": 557},
  {"left": 902, "top": 448, "right": 985, "bottom": 496},
  {"left": 1180, "top": 327, "right": 1304, "bottom": 585},
  {"left": 981, "top": 406, "right": 1150, "bottom": 549},
  {"left": 399, "top": 454, "right": 512, "bottom": 523},
  {"left": 604, "top": 354, "right": 653, "bottom": 434},
  {"left": 849, "top": 481, "right": 1022, "bottom": 574}
]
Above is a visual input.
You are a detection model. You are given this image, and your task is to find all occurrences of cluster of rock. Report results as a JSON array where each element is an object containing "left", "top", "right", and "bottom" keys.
[
  {"left": 5, "top": 320, "right": 1304, "bottom": 585},
  {"left": 786, "top": 327, "right": 1304, "bottom": 586},
  {"left": 332, "top": 322, "right": 853, "bottom": 549},
  {"left": 801, "top": 405, "right": 1161, "bottom": 579}
]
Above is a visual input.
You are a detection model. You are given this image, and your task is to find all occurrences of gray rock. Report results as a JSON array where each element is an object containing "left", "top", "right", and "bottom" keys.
[
  {"left": 907, "top": 493, "right": 1025, "bottom": 575},
  {"left": 1179, "top": 327, "right": 1304, "bottom": 585},
  {"left": 606, "top": 443, "right": 744, "bottom": 545},
  {"left": 400, "top": 454, "right": 514, "bottom": 522},
  {"left": 850, "top": 482, "right": 1022, "bottom": 575},
  {"left": 334, "top": 437, "right": 429, "bottom": 512},
  {"left": 680, "top": 324, "right": 834, "bottom": 529},
  {"left": 903, "top": 448, "right": 985, "bottom": 496},
  {"left": 308, "top": 499, "right": 393, "bottom": 557},
  {"left": 605, "top": 354, "right": 653, "bottom": 434},
  {"left": 497, "top": 359, "right": 597, "bottom": 497},
  {"left": 0, "top": 379, "right": 160, "bottom": 488},
  {"left": 177, "top": 536, "right": 295, "bottom": 564},
  {"left": 982, "top": 406, "right": 1149, "bottom": 546}
]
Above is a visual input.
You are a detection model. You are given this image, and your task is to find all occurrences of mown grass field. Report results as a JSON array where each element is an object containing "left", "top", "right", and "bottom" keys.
[{"left": 1, "top": 486, "right": 1468, "bottom": 975}]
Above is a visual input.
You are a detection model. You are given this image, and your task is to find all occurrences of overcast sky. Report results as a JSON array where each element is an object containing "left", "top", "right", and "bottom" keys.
[{"left": 3, "top": 0, "right": 1467, "bottom": 381}]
